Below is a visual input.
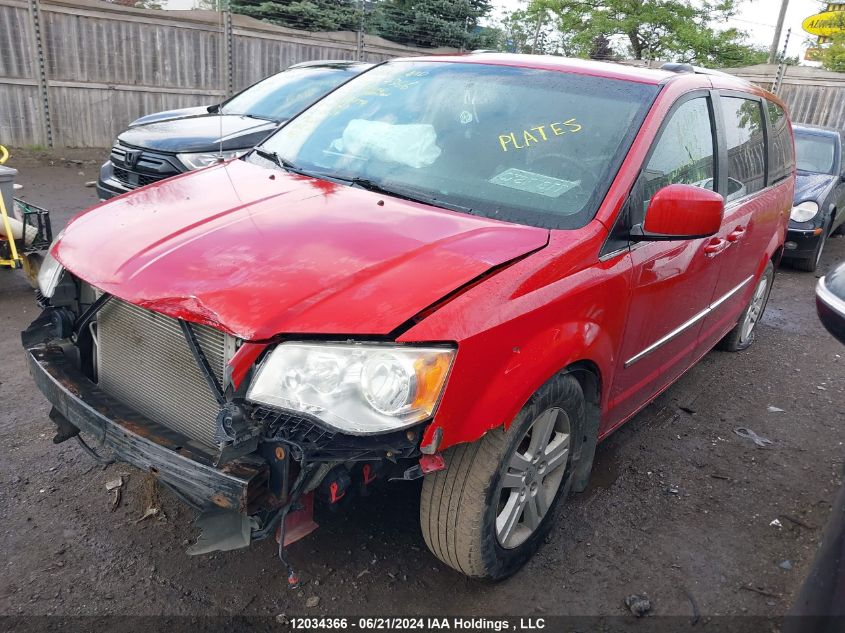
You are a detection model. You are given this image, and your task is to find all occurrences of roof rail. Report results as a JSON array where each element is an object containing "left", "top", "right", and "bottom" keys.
[
  {"left": 288, "top": 60, "right": 366, "bottom": 69},
  {"left": 661, "top": 62, "right": 695, "bottom": 73},
  {"left": 470, "top": 49, "right": 497, "bottom": 54},
  {"left": 660, "top": 62, "right": 735, "bottom": 79}
]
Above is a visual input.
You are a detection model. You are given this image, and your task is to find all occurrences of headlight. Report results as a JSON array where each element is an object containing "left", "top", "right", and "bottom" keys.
[
  {"left": 247, "top": 342, "right": 456, "bottom": 435},
  {"left": 37, "top": 244, "right": 64, "bottom": 298},
  {"left": 791, "top": 201, "right": 819, "bottom": 222},
  {"left": 176, "top": 150, "right": 244, "bottom": 170}
]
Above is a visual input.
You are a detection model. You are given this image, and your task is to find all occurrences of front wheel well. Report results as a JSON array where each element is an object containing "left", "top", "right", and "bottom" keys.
[{"left": 563, "top": 360, "right": 601, "bottom": 493}]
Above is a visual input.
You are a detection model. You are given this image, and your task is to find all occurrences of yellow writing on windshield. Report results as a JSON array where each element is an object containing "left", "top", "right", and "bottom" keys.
[{"left": 498, "top": 118, "right": 582, "bottom": 152}]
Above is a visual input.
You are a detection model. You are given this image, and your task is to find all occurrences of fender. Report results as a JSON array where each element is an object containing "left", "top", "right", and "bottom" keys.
[
  {"left": 421, "top": 317, "right": 617, "bottom": 452},
  {"left": 400, "top": 229, "right": 633, "bottom": 453}
]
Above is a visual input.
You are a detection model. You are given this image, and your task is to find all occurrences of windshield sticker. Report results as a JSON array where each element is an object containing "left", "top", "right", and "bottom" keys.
[
  {"left": 489, "top": 168, "right": 579, "bottom": 198},
  {"left": 498, "top": 118, "right": 582, "bottom": 152}
]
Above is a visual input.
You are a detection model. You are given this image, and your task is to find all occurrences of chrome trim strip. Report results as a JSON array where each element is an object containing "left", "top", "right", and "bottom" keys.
[
  {"left": 599, "top": 246, "right": 629, "bottom": 262},
  {"left": 817, "top": 276, "right": 845, "bottom": 318},
  {"left": 624, "top": 275, "right": 754, "bottom": 367},
  {"left": 709, "top": 275, "right": 753, "bottom": 310}
]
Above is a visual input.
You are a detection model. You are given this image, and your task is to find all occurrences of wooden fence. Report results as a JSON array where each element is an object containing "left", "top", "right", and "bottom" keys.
[
  {"left": 725, "top": 64, "right": 845, "bottom": 131},
  {"left": 0, "top": 0, "right": 456, "bottom": 148}
]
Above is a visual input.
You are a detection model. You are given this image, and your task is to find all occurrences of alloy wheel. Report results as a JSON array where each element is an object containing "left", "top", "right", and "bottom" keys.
[
  {"left": 495, "top": 407, "right": 571, "bottom": 549},
  {"left": 740, "top": 276, "right": 769, "bottom": 343}
]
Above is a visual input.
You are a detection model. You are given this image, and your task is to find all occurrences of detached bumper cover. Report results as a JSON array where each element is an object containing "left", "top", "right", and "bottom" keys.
[{"left": 26, "top": 346, "right": 268, "bottom": 513}]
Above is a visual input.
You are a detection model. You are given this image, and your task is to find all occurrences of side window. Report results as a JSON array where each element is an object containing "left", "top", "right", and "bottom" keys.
[
  {"left": 766, "top": 101, "right": 795, "bottom": 183},
  {"left": 635, "top": 97, "right": 715, "bottom": 222},
  {"left": 722, "top": 96, "right": 766, "bottom": 198},
  {"left": 642, "top": 97, "right": 715, "bottom": 206}
]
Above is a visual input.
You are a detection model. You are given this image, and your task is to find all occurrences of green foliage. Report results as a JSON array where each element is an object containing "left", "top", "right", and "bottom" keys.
[
  {"left": 369, "top": 0, "right": 494, "bottom": 49},
  {"left": 508, "top": 0, "right": 769, "bottom": 67},
  {"left": 230, "top": 0, "right": 361, "bottom": 32},
  {"left": 818, "top": 17, "right": 845, "bottom": 73},
  {"left": 229, "top": 0, "right": 494, "bottom": 49},
  {"left": 820, "top": 33, "right": 845, "bottom": 72},
  {"left": 490, "top": 5, "right": 576, "bottom": 55}
]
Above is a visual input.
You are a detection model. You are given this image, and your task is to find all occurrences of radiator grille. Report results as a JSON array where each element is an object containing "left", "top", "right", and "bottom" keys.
[{"left": 96, "top": 299, "right": 229, "bottom": 448}]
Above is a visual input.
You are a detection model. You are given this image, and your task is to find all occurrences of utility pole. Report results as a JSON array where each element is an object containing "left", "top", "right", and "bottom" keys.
[{"left": 768, "top": 0, "right": 790, "bottom": 64}]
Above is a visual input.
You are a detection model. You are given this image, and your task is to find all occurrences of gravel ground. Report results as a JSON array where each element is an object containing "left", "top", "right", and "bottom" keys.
[{"left": 1, "top": 149, "right": 843, "bottom": 619}]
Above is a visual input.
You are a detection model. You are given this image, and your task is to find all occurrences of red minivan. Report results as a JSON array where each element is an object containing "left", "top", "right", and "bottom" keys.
[{"left": 26, "top": 54, "right": 794, "bottom": 580}]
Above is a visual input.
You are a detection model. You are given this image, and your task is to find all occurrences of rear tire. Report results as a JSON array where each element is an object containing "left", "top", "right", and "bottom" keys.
[
  {"left": 718, "top": 262, "right": 774, "bottom": 352},
  {"left": 419, "top": 373, "right": 586, "bottom": 579}
]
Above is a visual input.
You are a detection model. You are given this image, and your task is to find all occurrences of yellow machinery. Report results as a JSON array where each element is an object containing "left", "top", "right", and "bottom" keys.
[
  {"left": 0, "top": 144, "right": 20, "bottom": 269},
  {"left": 0, "top": 145, "right": 53, "bottom": 282}
]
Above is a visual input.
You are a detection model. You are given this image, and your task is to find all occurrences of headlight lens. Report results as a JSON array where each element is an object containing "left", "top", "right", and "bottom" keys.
[
  {"left": 247, "top": 343, "right": 455, "bottom": 435},
  {"left": 176, "top": 150, "right": 244, "bottom": 170},
  {"left": 37, "top": 244, "right": 64, "bottom": 298},
  {"left": 791, "top": 201, "right": 819, "bottom": 222}
]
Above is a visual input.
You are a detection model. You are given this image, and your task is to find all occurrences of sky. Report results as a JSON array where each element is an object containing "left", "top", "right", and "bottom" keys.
[{"left": 163, "top": 0, "right": 824, "bottom": 63}]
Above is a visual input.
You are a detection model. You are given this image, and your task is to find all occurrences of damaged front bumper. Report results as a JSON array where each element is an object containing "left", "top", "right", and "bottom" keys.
[{"left": 27, "top": 345, "right": 269, "bottom": 514}]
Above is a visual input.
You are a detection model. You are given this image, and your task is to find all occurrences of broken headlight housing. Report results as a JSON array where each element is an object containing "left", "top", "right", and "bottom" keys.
[
  {"left": 37, "top": 245, "right": 65, "bottom": 299},
  {"left": 247, "top": 342, "right": 455, "bottom": 435}
]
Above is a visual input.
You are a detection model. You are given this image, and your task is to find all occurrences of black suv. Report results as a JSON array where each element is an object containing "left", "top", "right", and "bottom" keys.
[{"left": 97, "top": 60, "right": 371, "bottom": 200}]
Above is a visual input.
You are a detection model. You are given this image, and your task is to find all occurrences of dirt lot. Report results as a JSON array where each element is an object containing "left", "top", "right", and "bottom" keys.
[{"left": 1, "top": 149, "right": 843, "bottom": 620}]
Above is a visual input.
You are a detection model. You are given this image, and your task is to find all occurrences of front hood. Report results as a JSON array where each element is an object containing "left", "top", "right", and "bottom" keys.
[
  {"left": 55, "top": 160, "right": 549, "bottom": 340},
  {"left": 795, "top": 171, "right": 835, "bottom": 204},
  {"left": 129, "top": 106, "right": 211, "bottom": 128},
  {"left": 118, "top": 115, "right": 279, "bottom": 153}
]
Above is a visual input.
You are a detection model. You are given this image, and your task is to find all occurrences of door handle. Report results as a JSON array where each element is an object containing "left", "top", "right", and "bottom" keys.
[
  {"left": 726, "top": 227, "right": 746, "bottom": 242},
  {"left": 703, "top": 238, "right": 727, "bottom": 255}
]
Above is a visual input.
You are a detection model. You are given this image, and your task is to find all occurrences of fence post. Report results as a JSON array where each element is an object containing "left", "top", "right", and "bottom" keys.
[
  {"left": 224, "top": 5, "right": 234, "bottom": 97},
  {"left": 27, "top": 0, "right": 53, "bottom": 148},
  {"left": 356, "top": 0, "right": 364, "bottom": 61}
]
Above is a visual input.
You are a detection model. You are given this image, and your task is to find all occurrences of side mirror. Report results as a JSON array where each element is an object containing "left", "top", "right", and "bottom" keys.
[
  {"left": 632, "top": 183, "right": 724, "bottom": 241},
  {"left": 839, "top": 172, "right": 845, "bottom": 183},
  {"left": 207, "top": 104, "right": 220, "bottom": 114}
]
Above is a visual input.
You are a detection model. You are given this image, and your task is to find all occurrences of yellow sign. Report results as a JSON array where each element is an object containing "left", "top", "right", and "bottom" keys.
[{"left": 803, "top": 11, "right": 845, "bottom": 37}]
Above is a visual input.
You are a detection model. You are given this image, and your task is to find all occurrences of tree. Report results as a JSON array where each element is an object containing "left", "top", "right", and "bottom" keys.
[
  {"left": 820, "top": 32, "right": 845, "bottom": 72},
  {"left": 490, "top": 3, "right": 576, "bottom": 55},
  {"left": 536, "top": 0, "right": 769, "bottom": 67},
  {"left": 230, "top": 0, "right": 361, "bottom": 32},
  {"left": 369, "top": 0, "right": 494, "bottom": 49}
]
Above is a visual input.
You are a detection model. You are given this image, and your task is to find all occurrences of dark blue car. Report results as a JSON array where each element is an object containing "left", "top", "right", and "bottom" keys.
[{"left": 783, "top": 124, "right": 845, "bottom": 272}]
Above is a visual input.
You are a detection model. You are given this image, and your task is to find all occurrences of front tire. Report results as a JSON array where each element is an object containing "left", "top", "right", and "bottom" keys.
[
  {"left": 793, "top": 221, "right": 829, "bottom": 273},
  {"left": 420, "top": 373, "right": 585, "bottom": 579},
  {"left": 718, "top": 261, "right": 774, "bottom": 352}
]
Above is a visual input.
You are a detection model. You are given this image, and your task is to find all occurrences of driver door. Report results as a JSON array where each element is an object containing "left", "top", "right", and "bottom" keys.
[{"left": 608, "top": 93, "right": 724, "bottom": 427}]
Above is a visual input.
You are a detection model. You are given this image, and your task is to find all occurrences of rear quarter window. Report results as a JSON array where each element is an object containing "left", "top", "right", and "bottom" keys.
[
  {"left": 766, "top": 101, "right": 794, "bottom": 183},
  {"left": 722, "top": 96, "right": 767, "bottom": 197}
]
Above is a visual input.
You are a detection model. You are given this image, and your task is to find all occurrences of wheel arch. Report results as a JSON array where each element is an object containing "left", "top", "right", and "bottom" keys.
[{"left": 562, "top": 360, "right": 602, "bottom": 493}]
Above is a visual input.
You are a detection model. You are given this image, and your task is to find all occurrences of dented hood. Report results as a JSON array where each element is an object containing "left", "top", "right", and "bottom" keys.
[{"left": 54, "top": 159, "right": 549, "bottom": 340}]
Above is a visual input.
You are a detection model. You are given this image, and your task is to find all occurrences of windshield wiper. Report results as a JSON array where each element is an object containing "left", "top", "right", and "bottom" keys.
[
  {"left": 344, "top": 177, "right": 475, "bottom": 215},
  {"left": 252, "top": 148, "right": 310, "bottom": 175}
]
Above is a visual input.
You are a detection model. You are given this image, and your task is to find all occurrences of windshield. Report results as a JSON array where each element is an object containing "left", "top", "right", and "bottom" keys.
[
  {"left": 255, "top": 61, "right": 658, "bottom": 229},
  {"left": 222, "top": 67, "right": 359, "bottom": 121},
  {"left": 795, "top": 133, "right": 837, "bottom": 174}
]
